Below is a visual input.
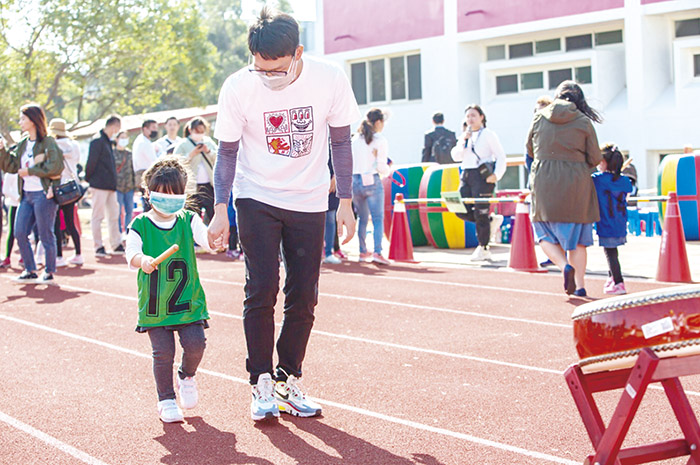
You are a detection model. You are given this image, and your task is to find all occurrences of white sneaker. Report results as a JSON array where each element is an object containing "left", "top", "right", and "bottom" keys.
[
  {"left": 250, "top": 373, "right": 279, "bottom": 421},
  {"left": 470, "top": 246, "right": 491, "bottom": 262},
  {"left": 322, "top": 255, "right": 342, "bottom": 265},
  {"left": 177, "top": 376, "right": 198, "bottom": 409},
  {"left": 56, "top": 257, "right": 68, "bottom": 268},
  {"left": 274, "top": 373, "right": 322, "bottom": 418},
  {"left": 68, "top": 255, "right": 84, "bottom": 265},
  {"left": 158, "top": 399, "right": 184, "bottom": 423}
]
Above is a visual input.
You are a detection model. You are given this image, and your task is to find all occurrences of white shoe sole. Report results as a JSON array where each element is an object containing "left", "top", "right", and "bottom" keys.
[
  {"left": 277, "top": 400, "right": 322, "bottom": 418},
  {"left": 160, "top": 415, "right": 184, "bottom": 423},
  {"left": 251, "top": 409, "right": 280, "bottom": 421}
]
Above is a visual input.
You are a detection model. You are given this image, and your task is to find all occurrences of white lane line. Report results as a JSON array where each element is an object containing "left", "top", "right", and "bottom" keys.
[
  {"left": 0, "top": 314, "right": 576, "bottom": 465},
  {"left": 85, "top": 263, "right": 572, "bottom": 329},
  {"left": 0, "top": 410, "right": 111, "bottom": 465},
  {"left": 52, "top": 282, "right": 564, "bottom": 374}
]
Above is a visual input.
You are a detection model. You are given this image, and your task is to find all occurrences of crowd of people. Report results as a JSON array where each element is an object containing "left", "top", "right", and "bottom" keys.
[{"left": 0, "top": 6, "right": 641, "bottom": 426}]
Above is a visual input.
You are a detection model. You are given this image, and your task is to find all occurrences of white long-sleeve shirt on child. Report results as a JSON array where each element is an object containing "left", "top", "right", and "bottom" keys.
[{"left": 125, "top": 211, "right": 213, "bottom": 270}]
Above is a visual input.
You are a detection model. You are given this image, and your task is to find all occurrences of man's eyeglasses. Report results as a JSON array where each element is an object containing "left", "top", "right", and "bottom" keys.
[{"left": 247, "top": 55, "right": 291, "bottom": 77}]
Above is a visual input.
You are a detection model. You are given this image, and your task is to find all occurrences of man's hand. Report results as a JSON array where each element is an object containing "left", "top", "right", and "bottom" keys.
[
  {"left": 207, "top": 203, "right": 230, "bottom": 250},
  {"left": 336, "top": 198, "right": 355, "bottom": 245},
  {"left": 486, "top": 174, "right": 497, "bottom": 184}
]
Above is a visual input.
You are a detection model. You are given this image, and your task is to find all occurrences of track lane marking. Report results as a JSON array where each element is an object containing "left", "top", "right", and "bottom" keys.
[
  {"left": 0, "top": 410, "right": 111, "bottom": 465},
  {"left": 0, "top": 314, "right": 577, "bottom": 465},
  {"left": 81, "top": 264, "right": 572, "bottom": 329}
]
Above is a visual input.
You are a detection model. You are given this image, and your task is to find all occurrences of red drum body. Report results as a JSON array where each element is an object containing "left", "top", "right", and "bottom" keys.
[{"left": 572, "top": 285, "right": 700, "bottom": 373}]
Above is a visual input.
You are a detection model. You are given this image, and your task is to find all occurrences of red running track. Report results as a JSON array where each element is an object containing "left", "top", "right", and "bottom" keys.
[{"left": 0, "top": 248, "right": 695, "bottom": 464}]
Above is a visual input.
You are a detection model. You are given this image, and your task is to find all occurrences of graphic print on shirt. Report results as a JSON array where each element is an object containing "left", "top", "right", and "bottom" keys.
[
  {"left": 263, "top": 106, "right": 315, "bottom": 158},
  {"left": 266, "top": 135, "right": 292, "bottom": 156},
  {"left": 290, "top": 106, "right": 314, "bottom": 132},
  {"left": 291, "top": 133, "right": 313, "bottom": 158},
  {"left": 264, "top": 110, "right": 290, "bottom": 134}
]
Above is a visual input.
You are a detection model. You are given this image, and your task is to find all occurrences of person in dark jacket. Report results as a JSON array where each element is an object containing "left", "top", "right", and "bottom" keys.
[
  {"left": 421, "top": 112, "right": 456, "bottom": 164},
  {"left": 85, "top": 115, "right": 124, "bottom": 257}
]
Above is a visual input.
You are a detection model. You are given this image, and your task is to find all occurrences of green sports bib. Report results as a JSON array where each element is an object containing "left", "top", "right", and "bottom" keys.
[{"left": 130, "top": 210, "right": 208, "bottom": 327}]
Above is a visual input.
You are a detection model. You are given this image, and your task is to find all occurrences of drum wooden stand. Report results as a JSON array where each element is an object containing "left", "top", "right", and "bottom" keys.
[{"left": 565, "top": 348, "right": 700, "bottom": 465}]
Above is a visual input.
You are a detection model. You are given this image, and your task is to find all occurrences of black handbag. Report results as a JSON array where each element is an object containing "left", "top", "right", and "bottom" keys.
[
  {"left": 478, "top": 161, "right": 496, "bottom": 181},
  {"left": 53, "top": 161, "right": 86, "bottom": 206}
]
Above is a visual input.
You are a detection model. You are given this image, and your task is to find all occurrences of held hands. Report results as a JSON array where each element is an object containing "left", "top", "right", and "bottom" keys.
[
  {"left": 207, "top": 204, "right": 230, "bottom": 250},
  {"left": 336, "top": 199, "right": 356, "bottom": 245}
]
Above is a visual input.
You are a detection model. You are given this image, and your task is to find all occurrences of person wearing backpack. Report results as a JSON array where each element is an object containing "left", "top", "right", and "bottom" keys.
[{"left": 422, "top": 112, "right": 456, "bottom": 164}]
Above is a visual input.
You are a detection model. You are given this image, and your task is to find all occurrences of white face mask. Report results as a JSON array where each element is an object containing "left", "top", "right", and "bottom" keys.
[
  {"left": 190, "top": 133, "right": 204, "bottom": 143},
  {"left": 258, "top": 55, "right": 299, "bottom": 91},
  {"left": 117, "top": 138, "right": 129, "bottom": 148}
]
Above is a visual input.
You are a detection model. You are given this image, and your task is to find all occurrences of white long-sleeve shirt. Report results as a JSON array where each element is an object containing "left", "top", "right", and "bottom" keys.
[
  {"left": 451, "top": 127, "right": 507, "bottom": 180},
  {"left": 132, "top": 134, "right": 158, "bottom": 172},
  {"left": 55, "top": 138, "right": 81, "bottom": 183},
  {"left": 351, "top": 132, "right": 390, "bottom": 177},
  {"left": 125, "top": 211, "right": 212, "bottom": 270}
]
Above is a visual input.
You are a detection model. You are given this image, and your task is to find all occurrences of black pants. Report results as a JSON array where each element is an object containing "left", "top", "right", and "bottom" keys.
[
  {"left": 147, "top": 323, "right": 206, "bottom": 401},
  {"left": 456, "top": 169, "right": 495, "bottom": 247},
  {"left": 192, "top": 183, "right": 215, "bottom": 225},
  {"left": 54, "top": 202, "right": 81, "bottom": 257},
  {"left": 604, "top": 247, "right": 623, "bottom": 284},
  {"left": 236, "top": 198, "right": 325, "bottom": 385},
  {"left": 4, "top": 205, "right": 17, "bottom": 258}
]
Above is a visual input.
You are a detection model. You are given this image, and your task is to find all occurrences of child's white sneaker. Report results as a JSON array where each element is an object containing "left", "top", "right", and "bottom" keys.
[
  {"left": 177, "top": 376, "right": 199, "bottom": 409},
  {"left": 68, "top": 254, "right": 84, "bottom": 265},
  {"left": 250, "top": 373, "right": 279, "bottom": 421},
  {"left": 158, "top": 399, "right": 184, "bottom": 423},
  {"left": 56, "top": 257, "right": 68, "bottom": 268}
]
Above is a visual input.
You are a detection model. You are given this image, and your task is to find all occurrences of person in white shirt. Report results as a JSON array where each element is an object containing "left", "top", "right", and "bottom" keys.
[
  {"left": 132, "top": 119, "right": 159, "bottom": 211},
  {"left": 1, "top": 172, "right": 20, "bottom": 268},
  {"left": 351, "top": 108, "right": 391, "bottom": 265},
  {"left": 451, "top": 104, "right": 506, "bottom": 261},
  {"left": 156, "top": 116, "right": 182, "bottom": 156},
  {"left": 206, "top": 7, "right": 360, "bottom": 421},
  {"left": 48, "top": 118, "right": 83, "bottom": 267}
]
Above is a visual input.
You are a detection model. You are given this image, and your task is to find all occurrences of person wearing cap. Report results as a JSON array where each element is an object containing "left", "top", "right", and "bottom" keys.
[{"left": 48, "top": 118, "right": 84, "bottom": 266}]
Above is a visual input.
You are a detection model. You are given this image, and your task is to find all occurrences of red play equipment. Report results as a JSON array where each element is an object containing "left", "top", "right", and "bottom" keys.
[
  {"left": 656, "top": 192, "right": 693, "bottom": 283},
  {"left": 507, "top": 194, "right": 545, "bottom": 273},
  {"left": 388, "top": 193, "right": 416, "bottom": 262}
]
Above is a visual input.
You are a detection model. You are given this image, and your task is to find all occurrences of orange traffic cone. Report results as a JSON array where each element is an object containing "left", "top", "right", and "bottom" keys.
[
  {"left": 388, "top": 193, "right": 416, "bottom": 262},
  {"left": 656, "top": 192, "right": 693, "bottom": 283},
  {"left": 508, "top": 195, "right": 546, "bottom": 273}
]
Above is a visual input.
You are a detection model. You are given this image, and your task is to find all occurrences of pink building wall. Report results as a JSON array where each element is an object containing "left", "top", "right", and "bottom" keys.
[
  {"left": 641, "top": 0, "right": 673, "bottom": 3},
  {"left": 323, "top": 0, "right": 444, "bottom": 54},
  {"left": 457, "top": 0, "right": 624, "bottom": 32}
]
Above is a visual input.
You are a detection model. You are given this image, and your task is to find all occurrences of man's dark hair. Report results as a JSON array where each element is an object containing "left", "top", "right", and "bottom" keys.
[
  {"left": 432, "top": 113, "right": 444, "bottom": 125},
  {"left": 142, "top": 119, "right": 157, "bottom": 129},
  {"left": 248, "top": 6, "right": 299, "bottom": 60},
  {"left": 165, "top": 116, "right": 179, "bottom": 124},
  {"left": 105, "top": 115, "right": 121, "bottom": 128}
]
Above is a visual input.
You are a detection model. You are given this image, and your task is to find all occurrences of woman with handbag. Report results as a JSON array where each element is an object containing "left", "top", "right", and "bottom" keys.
[
  {"left": 450, "top": 104, "right": 506, "bottom": 261},
  {"left": 49, "top": 118, "right": 84, "bottom": 267},
  {"left": 174, "top": 117, "right": 217, "bottom": 225},
  {"left": 0, "top": 104, "right": 63, "bottom": 284}
]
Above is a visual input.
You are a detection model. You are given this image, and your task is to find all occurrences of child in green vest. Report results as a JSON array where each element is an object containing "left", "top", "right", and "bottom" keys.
[{"left": 125, "top": 157, "right": 210, "bottom": 423}]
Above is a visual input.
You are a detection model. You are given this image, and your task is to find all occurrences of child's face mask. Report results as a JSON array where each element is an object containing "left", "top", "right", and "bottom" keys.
[{"left": 150, "top": 192, "right": 186, "bottom": 215}]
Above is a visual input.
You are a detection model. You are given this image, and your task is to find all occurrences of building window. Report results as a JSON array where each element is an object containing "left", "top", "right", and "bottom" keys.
[
  {"left": 351, "top": 63, "right": 367, "bottom": 105},
  {"left": 549, "top": 68, "right": 572, "bottom": 89},
  {"left": 487, "top": 45, "right": 506, "bottom": 61},
  {"left": 390, "top": 56, "right": 406, "bottom": 100},
  {"left": 509, "top": 42, "right": 533, "bottom": 59},
  {"left": 350, "top": 53, "right": 421, "bottom": 104},
  {"left": 675, "top": 18, "right": 700, "bottom": 38},
  {"left": 406, "top": 54, "right": 422, "bottom": 100},
  {"left": 496, "top": 75, "right": 518, "bottom": 94},
  {"left": 695, "top": 54, "right": 700, "bottom": 77},
  {"left": 595, "top": 30, "right": 623, "bottom": 46},
  {"left": 536, "top": 39, "right": 560, "bottom": 54},
  {"left": 521, "top": 72, "right": 543, "bottom": 90},
  {"left": 566, "top": 34, "right": 592, "bottom": 51},
  {"left": 575, "top": 66, "right": 592, "bottom": 84}
]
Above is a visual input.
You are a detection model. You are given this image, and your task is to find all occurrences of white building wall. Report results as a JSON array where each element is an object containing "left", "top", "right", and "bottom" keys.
[{"left": 318, "top": 0, "right": 700, "bottom": 190}]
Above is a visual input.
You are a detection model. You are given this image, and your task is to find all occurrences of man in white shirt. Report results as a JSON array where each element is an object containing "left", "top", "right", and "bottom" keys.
[
  {"left": 207, "top": 7, "right": 359, "bottom": 422},
  {"left": 155, "top": 116, "right": 182, "bottom": 156},
  {"left": 132, "top": 120, "right": 159, "bottom": 179}
]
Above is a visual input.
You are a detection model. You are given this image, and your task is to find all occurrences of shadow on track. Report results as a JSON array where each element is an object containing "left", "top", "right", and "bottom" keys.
[
  {"left": 255, "top": 415, "right": 446, "bottom": 465},
  {"left": 156, "top": 416, "right": 275, "bottom": 465}
]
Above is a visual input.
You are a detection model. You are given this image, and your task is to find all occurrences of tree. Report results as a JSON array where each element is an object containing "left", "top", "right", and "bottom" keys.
[{"left": 0, "top": 0, "right": 217, "bottom": 140}]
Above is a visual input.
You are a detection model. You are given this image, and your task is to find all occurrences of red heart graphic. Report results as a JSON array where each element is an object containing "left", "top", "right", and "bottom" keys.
[{"left": 270, "top": 116, "right": 283, "bottom": 128}]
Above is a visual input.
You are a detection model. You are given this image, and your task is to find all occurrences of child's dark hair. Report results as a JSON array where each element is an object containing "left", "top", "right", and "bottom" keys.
[
  {"left": 601, "top": 143, "right": 624, "bottom": 181},
  {"left": 142, "top": 156, "right": 189, "bottom": 195}
]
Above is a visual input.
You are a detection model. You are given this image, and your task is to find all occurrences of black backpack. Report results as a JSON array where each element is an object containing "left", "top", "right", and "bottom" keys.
[{"left": 432, "top": 134, "right": 455, "bottom": 164}]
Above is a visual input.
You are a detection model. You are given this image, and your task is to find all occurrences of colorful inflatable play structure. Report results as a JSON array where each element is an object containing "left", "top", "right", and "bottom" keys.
[
  {"left": 382, "top": 163, "right": 432, "bottom": 246},
  {"left": 658, "top": 152, "right": 700, "bottom": 241}
]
